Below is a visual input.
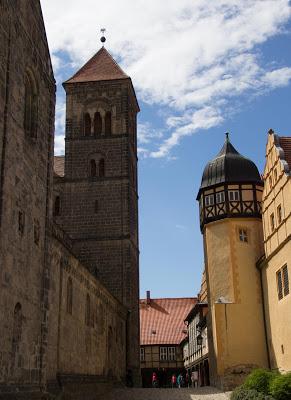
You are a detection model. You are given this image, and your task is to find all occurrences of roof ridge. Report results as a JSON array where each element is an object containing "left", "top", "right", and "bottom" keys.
[{"left": 140, "top": 297, "right": 196, "bottom": 300}]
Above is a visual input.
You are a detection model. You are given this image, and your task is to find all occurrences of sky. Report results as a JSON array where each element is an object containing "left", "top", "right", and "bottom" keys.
[{"left": 41, "top": 0, "right": 291, "bottom": 299}]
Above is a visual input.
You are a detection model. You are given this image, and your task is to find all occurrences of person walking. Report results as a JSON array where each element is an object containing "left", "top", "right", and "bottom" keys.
[
  {"left": 152, "top": 372, "right": 158, "bottom": 388},
  {"left": 185, "top": 371, "right": 190, "bottom": 388},
  {"left": 177, "top": 373, "right": 183, "bottom": 389},
  {"left": 171, "top": 373, "right": 177, "bottom": 388},
  {"left": 191, "top": 370, "right": 199, "bottom": 388}
]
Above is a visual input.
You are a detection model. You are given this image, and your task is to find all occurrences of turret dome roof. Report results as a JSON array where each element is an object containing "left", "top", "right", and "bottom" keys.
[{"left": 198, "top": 135, "right": 262, "bottom": 194}]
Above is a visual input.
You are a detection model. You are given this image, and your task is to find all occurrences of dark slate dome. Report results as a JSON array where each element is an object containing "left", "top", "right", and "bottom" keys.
[{"left": 199, "top": 135, "right": 262, "bottom": 192}]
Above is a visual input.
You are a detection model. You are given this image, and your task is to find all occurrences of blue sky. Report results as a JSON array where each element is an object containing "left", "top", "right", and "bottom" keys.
[{"left": 41, "top": 0, "right": 291, "bottom": 299}]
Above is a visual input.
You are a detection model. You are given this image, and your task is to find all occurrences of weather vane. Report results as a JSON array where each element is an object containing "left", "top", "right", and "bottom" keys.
[{"left": 100, "top": 28, "right": 106, "bottom": 45}]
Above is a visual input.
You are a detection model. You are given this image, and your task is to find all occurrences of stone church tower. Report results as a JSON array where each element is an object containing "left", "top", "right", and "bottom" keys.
[
  {"left": 54, "top": 46, "right": 140, "bottom": 381},
  {"left": 197, "top": 134, "right": 269, "bottom": 389}
]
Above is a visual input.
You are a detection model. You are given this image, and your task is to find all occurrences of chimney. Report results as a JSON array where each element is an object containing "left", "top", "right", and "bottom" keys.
[{"left": 146, "top": 290, "right": 151, "bottom": 305}]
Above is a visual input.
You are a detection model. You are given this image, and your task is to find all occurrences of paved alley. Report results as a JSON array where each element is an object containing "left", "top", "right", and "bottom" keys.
[{"left": 108, "top": 387, "right": 231, "bottom": 400}]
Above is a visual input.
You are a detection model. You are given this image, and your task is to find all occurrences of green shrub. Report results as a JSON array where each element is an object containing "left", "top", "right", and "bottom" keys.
[
  {"left": 243, "top": 368, "right": 277, "bottom": 395},
  {"left": 270, "top": 373, "right": 291, "bottom": 400},
  {"left": 230, "top": 386, "right": 274, "bottom": 400}
]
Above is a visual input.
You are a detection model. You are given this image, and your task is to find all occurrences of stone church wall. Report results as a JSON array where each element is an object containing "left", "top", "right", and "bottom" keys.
[
  {"left": 0, "top": 0, "right": 55, "bottom": 395},
  {"left": 46, "top": 224, "right": 127, "bottom": 389}
]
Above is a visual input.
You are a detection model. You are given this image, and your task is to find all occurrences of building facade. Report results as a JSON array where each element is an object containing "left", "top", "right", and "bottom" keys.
[
  {"left": 139, "top": 292, "right": 196, "bottom": 387},
  {"left": 0, "top": 1, "right": 140, "bottom": 398},
  {"left": 183, "top": 271, "right": 209, "bottom": 386},
  {"left": 197, "top": 134, "right": 269, "bottom": 390},
  {"left": 258, "top": 130, "right": 291, "bottom": 373}
]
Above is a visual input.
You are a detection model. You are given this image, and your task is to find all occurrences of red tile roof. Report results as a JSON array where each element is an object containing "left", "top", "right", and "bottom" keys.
[
  {"left": 279, "top": 137, "right": 291, "bottom": 170},
  {"left": 140, "top": 297, "right": 197, "bottom": 346},
  {"left": 54, "top": 156, "right": 65, "bottom": 177},
  {"left": 65, "top": 47, "right": 129, "bottom": 84}
]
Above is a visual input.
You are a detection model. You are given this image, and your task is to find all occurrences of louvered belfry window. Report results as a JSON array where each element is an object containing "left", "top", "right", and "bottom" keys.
[{"left": 277, "top": 265, "right": 289, "bottom": 300}]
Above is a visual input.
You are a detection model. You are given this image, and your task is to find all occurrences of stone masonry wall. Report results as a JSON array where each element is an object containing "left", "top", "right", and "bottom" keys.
[
  {"left": 46, "top": 226, "right": 127, "bottom": 388},
  {"left": 0, "top": 0, "right": 55, "bottom": 395},
  {"left": 54, "top": 77, "right": 140, "bottom": 383}
]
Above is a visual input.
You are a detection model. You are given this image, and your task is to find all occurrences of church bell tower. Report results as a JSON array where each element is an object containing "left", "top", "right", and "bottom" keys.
[
  {"left": 197, "top": 134, "right": 268, "bottom": 389},
  {"left": 57, "top": 43, "right": 140, "bottom": 382}
]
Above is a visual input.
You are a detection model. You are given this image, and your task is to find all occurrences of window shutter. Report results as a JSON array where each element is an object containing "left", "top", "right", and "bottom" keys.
[
  {"left": 283, "top": 265, "right": 289, "bottom": 296},
  {"left": 277, "top": 270, "right": 283, "bottom": 300}
]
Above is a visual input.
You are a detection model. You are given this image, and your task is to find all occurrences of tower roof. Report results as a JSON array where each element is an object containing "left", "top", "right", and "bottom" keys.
[
  {"left": 198, "top": 134, "right": 262, "bottom": 196},
  {"left": 64, "top": 47, "right": 129, "bottom": 84}
]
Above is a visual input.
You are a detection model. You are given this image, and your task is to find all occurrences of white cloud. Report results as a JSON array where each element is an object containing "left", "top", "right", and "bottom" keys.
[
  {"left": 40, "top": 0, "right": 291, "bottom": 158},
  {"left": 54, "top": 134, "right": 65, "bottom": 155}
]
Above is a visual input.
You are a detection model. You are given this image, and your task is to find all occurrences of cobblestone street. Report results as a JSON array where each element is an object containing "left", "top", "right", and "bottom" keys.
[{"left": 108, "top": 387, "right": 231, "bottom": 400}]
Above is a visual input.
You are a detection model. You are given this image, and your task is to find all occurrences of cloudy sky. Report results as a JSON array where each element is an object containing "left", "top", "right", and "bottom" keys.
[{"left": 41, "top": 0, "right": 291, "bottom": 298}]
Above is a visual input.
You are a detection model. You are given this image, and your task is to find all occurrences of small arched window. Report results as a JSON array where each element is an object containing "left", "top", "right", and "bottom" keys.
[
  {"left": 105, "top": 112, "right": 112, "bottom": 135},
  {"left": 54, "top": 196, "right": 61, "bottom": 216},
  {"left": 12, "top": 303, "right": 22, "bottom": 354},
  {"left": 84, "top": 113, "right": 91, "bottom": 136},
  {"left": 99, "top": 159, "right": 105, "bottom": 177},
  {"left": 67, "top": 278, "right": 73, "bottom": 314},
  {"left": 85, "top": 294, "right": 91, "bottom": 326},
  {"left": 90, "top": 159, "right": 97, "bottom": 177},
  {"left": 24, "top": 72, "right": 38, "bottom": 139},
  {"left": 94, "top": 112, "right": 102, "bottom": 135}
]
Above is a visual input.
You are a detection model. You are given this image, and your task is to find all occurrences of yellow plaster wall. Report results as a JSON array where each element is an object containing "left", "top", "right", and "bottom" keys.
[
  {"left": 262, "top": 242, "right": 291, "bottom": 372},
  {"left": 205, "top": 218, "right": 268, "bottom": 379},
  {"left": 261, "top": 132, "right": 291, "bottom": 373}
]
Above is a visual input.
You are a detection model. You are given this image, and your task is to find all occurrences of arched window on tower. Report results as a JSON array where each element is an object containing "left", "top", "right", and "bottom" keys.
[
  {"left": 85, "top": 294, "right": 91, "bottom": 326},
  {"left": 98, "top": 159, "right": 105, "bottom": 177},
  {"left": 12, "top": 303, "right": 23, "bottom": 369},
  {"left": 84, "top": 113, "right": 91, "bottom": 136},
  {"left": 105, "top": 112, "right": 112, "bottom": 135},
  {"left": 67, "top": 278, "right": 73, "bottom": 314},
  {"left": 90, "top": 159, "right": 97, "bottom": 177},
  {"left": 24, "top": 71, "right": 38, "bottom": 139},
  {"left": 54, "top": 196, "right": 61, "bottom": 216},
  {"left": 94, "top": 112, "right": 102, "bottom": 135}
]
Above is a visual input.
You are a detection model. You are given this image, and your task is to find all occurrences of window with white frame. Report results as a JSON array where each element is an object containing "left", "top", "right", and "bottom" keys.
[
  {"left": 140, "top": 347, "right": 145, "bottom": 362},
  {"left": 277, "top": 265, "right": 289, "bottom": 300},
  {"left": 216, "top": 191, "right": 225, "bottom": 204},
  {"left": 168, "top": 347, "right": 176, "bottom": 361},
  {"left": 205, "top": 194, "right": 214, "bottom": 206},
  {"left": 160, "top": 347, "right": 168, "bottom": 361},
  {"left": 239, "top": 228, "right": 248, "bottom": 243},
  {"left": 229, "top": 190, "right": 240, "bottom": 201}
]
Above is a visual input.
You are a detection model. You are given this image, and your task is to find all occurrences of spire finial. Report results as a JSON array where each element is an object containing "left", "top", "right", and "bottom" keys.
[
  {"left": 100, "top": 28, "right": 106, "bottom": 46},
  {"left": 225, "top": 132, "right": 230, "bottom": 142}
]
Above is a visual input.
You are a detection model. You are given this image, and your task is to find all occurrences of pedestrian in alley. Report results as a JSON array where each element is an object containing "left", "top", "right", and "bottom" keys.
[
  {"left": 185, "top": 371, "right": 190, "bottom": 388},
  {"left": 191, "top": 370, "right": 199, "bottom": 388},
  {"left": 171, "top": 373, "right": 177, "bottom": 388},
  {"left": 177, "top": 373, "right": 183, "bottom": 388},
  {"left": 152, "top": 371, "right": 158, "bottom": 388}
]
